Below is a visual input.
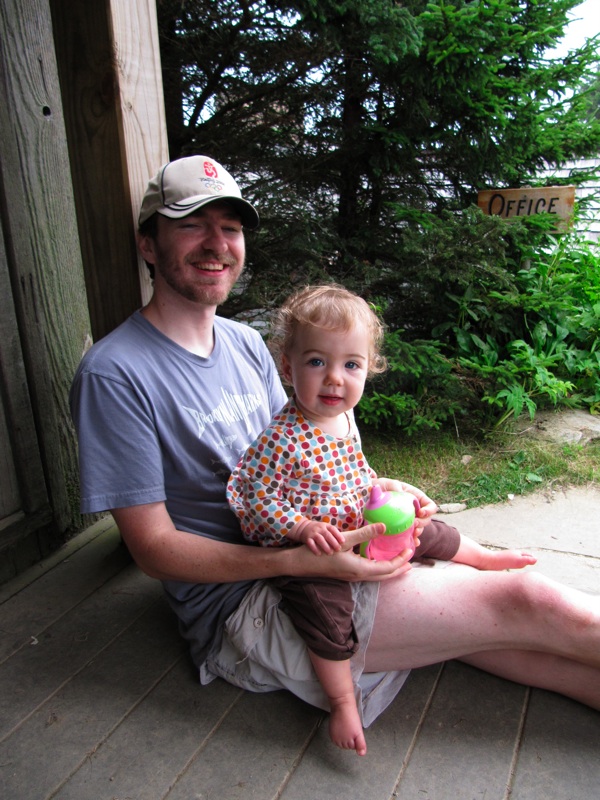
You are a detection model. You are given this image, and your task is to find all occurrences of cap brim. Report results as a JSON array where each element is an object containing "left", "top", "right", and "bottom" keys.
[{"left": 155, "top": 195, "right": 259, "bottom": 229}]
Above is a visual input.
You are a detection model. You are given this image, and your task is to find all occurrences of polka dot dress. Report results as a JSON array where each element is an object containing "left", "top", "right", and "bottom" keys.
[{"left": 227, "top": 399, "right": 376, "bottom": 545}]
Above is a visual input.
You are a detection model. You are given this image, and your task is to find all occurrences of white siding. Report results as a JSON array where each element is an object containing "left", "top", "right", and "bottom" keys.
[{"left": 543, "top": 158, "right": 600, "bottom": 240}]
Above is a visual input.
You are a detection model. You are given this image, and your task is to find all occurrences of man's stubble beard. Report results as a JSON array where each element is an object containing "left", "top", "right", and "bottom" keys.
[{"left": 157, "top": 250, "right": 245, "bottom": 307}]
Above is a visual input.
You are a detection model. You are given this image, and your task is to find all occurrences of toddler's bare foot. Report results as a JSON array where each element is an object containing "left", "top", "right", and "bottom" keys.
[
  {"left": 329, "top": 696, "right": 367, "bottom": 756},
  {"left": 477, "top": 548, "right": 537, "bottom": 571}
]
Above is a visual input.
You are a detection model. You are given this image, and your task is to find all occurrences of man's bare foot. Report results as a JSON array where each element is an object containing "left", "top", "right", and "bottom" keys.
[
  {"left": 329, "top": 696, "right": 367, "bottom": 756},
  {"left": 475, "top": 548, "right": 537, "bottom": 571}
]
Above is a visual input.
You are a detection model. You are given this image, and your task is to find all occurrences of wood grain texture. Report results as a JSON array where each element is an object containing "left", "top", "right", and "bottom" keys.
[{"left": 0, "top": 0, "right": 90, "bottom": 536}]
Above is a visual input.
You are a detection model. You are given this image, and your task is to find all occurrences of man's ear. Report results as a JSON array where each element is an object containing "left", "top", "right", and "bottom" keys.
[{"left": 136, "top": 231, "right": 157, "bottom": 265}]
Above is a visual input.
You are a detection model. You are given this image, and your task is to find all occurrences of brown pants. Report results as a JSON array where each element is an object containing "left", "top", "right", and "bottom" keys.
[{"left": 273, "top": 519, "right": 461, "bottom": 661}]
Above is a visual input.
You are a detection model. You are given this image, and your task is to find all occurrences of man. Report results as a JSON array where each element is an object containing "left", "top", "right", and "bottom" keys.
[
  {"left": 70, "top": 156, "right": 600, "bottom": 730},
  {"left": 70, "top": 155, "right": 413, "bottom": 725}
]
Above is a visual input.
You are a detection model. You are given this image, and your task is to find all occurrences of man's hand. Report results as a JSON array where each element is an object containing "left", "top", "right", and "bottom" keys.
[
  {"left": 341, "top": 521, "right": 386, "bottom": 551},
  {"left": 289, "top": 522, "right": 413, "bottom": 583}
]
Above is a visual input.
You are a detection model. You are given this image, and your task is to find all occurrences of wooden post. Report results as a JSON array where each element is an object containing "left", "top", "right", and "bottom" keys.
[
  {"left": 50, "top": 0, "right": 169, "bottom": 338},
  {"left": 108, "top": 0, "right": 169, "bottom": 305}
]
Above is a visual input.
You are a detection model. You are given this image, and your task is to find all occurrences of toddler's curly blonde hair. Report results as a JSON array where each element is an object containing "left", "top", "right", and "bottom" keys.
[{"left": 269, "top": 284, "right": 387, "bottom": 379}]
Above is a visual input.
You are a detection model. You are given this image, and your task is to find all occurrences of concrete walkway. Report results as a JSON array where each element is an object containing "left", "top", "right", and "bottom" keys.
[
  {"left": 0, "top": 487, "right": 598, "bottom": 800},
  {"left": 443, "top": 484, "right": 600, "bottom": 594}
]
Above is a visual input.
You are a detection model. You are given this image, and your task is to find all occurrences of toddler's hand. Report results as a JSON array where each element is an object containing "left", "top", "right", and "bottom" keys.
[{"left": 296, "top": 520, "right": 346, "bottom": 555}]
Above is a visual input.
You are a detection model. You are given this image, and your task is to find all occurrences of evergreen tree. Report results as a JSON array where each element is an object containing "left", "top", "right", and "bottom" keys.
[{"left": 156, "top": 0, "right": 600, "bottom": 333}]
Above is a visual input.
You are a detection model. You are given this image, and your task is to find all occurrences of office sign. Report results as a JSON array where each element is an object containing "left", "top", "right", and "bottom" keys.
[{"left": 477, "top": 186, "right": 575, "bottom": 231}]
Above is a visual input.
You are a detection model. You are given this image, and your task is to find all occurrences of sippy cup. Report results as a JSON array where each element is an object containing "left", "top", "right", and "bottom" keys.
[{"left": 360, "top": 485, "right": 420, "bottom": 560}]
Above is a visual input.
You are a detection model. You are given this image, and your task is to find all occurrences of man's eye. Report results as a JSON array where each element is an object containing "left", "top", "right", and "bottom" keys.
[{"left": 182, "top": 222, "right": 205, "bottom": 230}]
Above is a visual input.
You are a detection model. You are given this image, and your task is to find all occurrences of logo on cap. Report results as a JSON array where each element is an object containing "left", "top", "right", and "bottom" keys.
[{"left": 203, "top": 160, "right": 218, "bottom": 179}]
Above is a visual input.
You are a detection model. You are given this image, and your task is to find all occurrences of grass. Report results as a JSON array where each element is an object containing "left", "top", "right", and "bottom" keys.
[{"left": 361, "top": 423, "right": 600, "bottom": 509}]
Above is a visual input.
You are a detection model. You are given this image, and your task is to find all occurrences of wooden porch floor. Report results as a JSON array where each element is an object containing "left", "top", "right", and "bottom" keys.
[{"left": 1, "top": 517, "right": 599, "bottom": 800}]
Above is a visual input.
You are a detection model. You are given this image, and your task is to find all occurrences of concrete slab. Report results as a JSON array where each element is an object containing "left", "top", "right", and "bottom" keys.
[
  {"left": 436, "top": 485, "right": 600, "bottom": 594},
  {"left": 438, "top": 486, "right": 600, "bottom": 555}
]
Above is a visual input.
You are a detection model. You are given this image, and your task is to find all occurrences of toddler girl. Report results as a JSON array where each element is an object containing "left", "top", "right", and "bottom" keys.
[{"left": 227, "top": 284, "right": 535, "bottom": 756}]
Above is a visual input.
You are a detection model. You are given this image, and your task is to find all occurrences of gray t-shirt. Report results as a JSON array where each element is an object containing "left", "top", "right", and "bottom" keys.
[{"left": 70, "top": 310, "right": 288, "bottom": 664}]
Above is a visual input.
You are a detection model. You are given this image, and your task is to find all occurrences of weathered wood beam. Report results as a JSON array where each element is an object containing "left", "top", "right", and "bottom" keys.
[{"left": 51, "top": 0, "right": 168, "bottom": 337}]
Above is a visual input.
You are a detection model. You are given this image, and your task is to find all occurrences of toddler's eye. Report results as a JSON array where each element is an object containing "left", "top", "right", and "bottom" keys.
[{"left": 308, "top": 358, "right": 324, "bottom": 367}]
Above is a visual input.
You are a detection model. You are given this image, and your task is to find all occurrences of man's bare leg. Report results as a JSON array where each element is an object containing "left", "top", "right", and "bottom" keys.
[
  {"left": 460, "top": 650, "right": 600, "bottom": 709},
  {"left": 364, "top": 564, "right": 600, "bottom": 706}
]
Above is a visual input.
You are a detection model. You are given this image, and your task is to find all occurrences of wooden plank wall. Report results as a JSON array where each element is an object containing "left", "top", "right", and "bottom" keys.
[
  {"left": 0, "top": 0, "right": 90, "bottom": 540},
  {"left": 0, "top": 0, "right": 168, "bottom": 580}
]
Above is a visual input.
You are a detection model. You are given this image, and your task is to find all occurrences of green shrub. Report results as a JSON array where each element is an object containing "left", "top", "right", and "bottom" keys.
[
  {"left": 450, "top": 227, "right": 600, "bottom": 424},
  {"left": 357, "top": 331, "right": 476, "bottom": 433},
  {"left": 359, "top": 211, "right": 600, "bottom": 434}
]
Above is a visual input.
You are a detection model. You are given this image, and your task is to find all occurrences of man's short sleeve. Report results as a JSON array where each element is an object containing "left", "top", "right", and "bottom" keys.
[{"left": 70, "top": 368, "right": 166, "bottom": 513}]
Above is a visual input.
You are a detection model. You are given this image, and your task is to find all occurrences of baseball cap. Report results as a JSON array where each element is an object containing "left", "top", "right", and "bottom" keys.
[{"left": 138, "top": 155, "right": 259, "bottom": 229}]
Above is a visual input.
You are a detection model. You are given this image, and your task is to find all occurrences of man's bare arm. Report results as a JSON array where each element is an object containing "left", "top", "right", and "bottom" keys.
[{"left": 112, "top": 502, "right": 411, "bottom": 585}]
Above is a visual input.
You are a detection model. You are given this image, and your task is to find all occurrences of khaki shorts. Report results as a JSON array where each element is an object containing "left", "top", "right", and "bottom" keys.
[{"left": 199, "top": 579, "right": 411, "bottom": 727}]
